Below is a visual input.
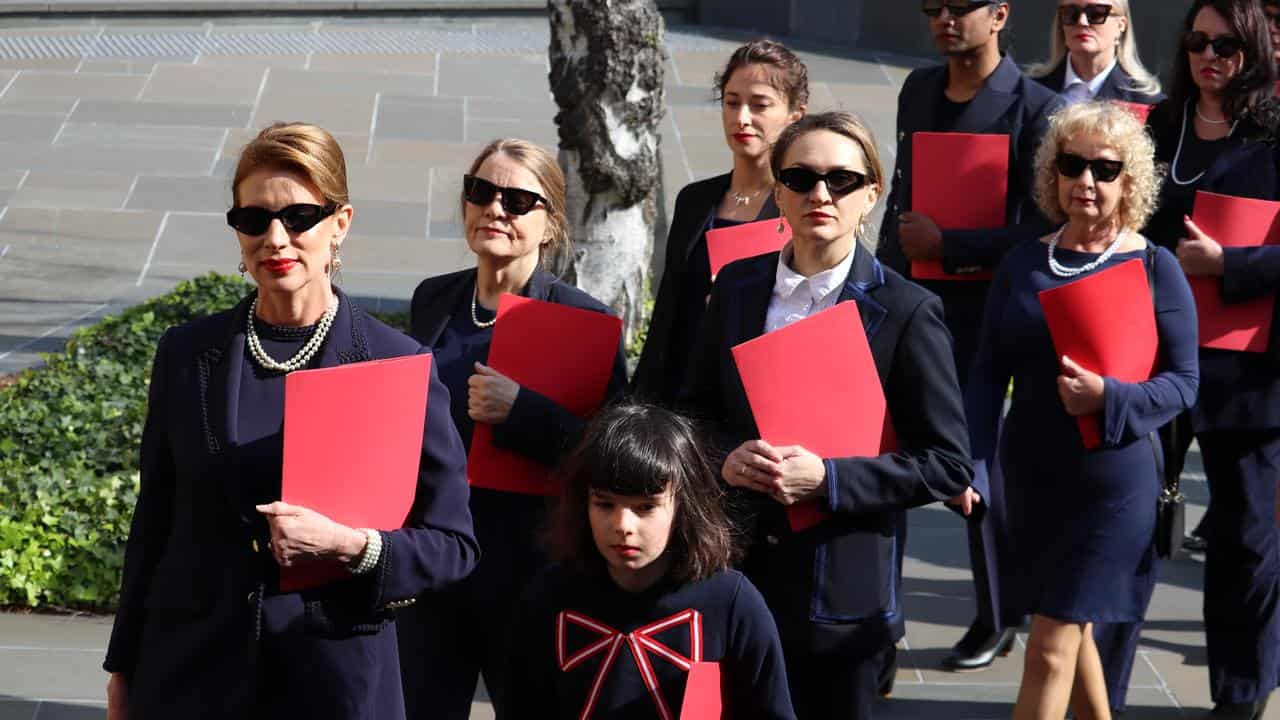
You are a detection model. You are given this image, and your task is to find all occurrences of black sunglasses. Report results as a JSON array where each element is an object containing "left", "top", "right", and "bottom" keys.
[
  {"left": 463, "top": 175, "right": 548, "bottom": 216},
  {"left": 1056, "top": 152, "right": 1124, "bottom": 183},
  {"left": 777, "top": 167, "right": 870, "bottom": 196},
  {"left": 1059, "top": 4, "right": 1113, "bottom": 26},
  {"left": 226, "top": 203, "right": 338, "bottom": 236},
  {"left": 1183, "top": 31, "right": 1244, "bottom": 59},
  {"left": 922, "top": 0, "right": 996, "bottom": 19}
]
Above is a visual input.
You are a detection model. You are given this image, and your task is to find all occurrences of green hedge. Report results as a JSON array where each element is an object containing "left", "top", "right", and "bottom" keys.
[{"left": 0, "top": 274, "right": 408, "bottom": 610}]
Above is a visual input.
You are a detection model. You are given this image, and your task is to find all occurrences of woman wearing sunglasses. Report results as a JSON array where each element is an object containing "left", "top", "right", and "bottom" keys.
[
  {"left": 681, "top": 112, "right": 975, "bottom": 720},
  {"left": 967, "top": 102, "right": 1198, "bottom": 720},
  {"left": 632, "top": 39, "right": 807, "bottom": 408},
  {"left": 103, "top": 122, "right": 479, "bottom": 720},
  {"left": 397, "top": 138, "right": 627, "bottom": 720},
  {"left": 1029, "top": 1, "right": 1163, "bottom": 108}
]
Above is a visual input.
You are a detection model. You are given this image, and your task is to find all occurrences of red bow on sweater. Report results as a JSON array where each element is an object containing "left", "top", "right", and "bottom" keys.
[{"left": 556, "top": 608, "right": 704, "bottom": 720}]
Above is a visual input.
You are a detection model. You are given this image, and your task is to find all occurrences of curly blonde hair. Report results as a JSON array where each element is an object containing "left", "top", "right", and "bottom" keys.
[{"left": 1032, "top": 102, "right": 1161, "bottom": 231}]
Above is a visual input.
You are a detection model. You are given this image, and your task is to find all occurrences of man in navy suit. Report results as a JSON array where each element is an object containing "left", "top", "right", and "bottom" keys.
[{"left": 877, "top": 0, "right": 1063, "bottom": 673}]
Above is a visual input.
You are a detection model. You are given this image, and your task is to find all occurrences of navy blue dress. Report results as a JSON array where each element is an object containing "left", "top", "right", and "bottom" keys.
[
  {"left": 967, "top": 240, "right": 1199, "bottom": 622},
  {"left": 502, "top": 566, "right": 795, "bottom": 720}
]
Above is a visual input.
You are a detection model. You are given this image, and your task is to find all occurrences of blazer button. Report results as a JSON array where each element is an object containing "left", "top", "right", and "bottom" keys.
[
  {"left": 251, "top": 539, "right": 260, "bottom": 553},
  {"left": 765, "top": 534, "right": 780, "bottom": 546},
  {"left": 896, "top": 168, "right": 903, "bottom": 179},
  {"left": 246, "top": 592, "right": 256, "bottom": 605},
  {"left": 898, "top": 131, "right": 905, "bottom": 142}
]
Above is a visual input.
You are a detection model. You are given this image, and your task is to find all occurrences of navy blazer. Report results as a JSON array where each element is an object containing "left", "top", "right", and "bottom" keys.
[
  {"left": 103, "top": 289, "right": 479, "bottom": 718},
  {"left": 410, "top": 267, "right": 628, "bottom": 464},
  {"left": 878, "top": 54, "right": 1063, "bottom": 278},
  {"left": 1033, "top": 59, "right": 1166, "bottom": 105},
  {"left": 1189, "top": 140, "right": 1280, "bottom": 431},
  {"left": 679, "top": 247, "right": 974, "bottom": 655},
  {"left": 633, "top": 172, "right": 780, "bottom": 406}
]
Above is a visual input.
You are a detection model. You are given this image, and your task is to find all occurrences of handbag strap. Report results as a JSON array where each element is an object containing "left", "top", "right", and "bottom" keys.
[{"left": 1143, "top": 242, "right": 1180, "bottom": 496}]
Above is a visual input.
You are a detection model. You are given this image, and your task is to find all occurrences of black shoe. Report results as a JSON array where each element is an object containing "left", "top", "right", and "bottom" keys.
[
  {"left": 878, "top": 644, "right": 897, "bottom": 697},
  {"left": 941, "top": 627, "right": 1016, "bottom": 672},
  {"left": 1183, "top": 534, "right": 1209, "bottom": 553},
  {"left": 1206, "top": 697, "right": 1269, "bottom": 719}
]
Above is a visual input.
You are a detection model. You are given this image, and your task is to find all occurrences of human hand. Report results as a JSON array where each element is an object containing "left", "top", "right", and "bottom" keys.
[
  {"left": 899, "top": 212, "right": 943, "bottom": 262},
  {"left": 468, "top": 362, "right": 519, "bottom": 424},
  {"left": 770, "top": 445, "right": 827, "bottom": 506},
  {"left": 946, "top": 486, "right": 982, "bottom": 516},
  {"left": 1057, "top": 355, "right": 1106, "bottom": 417},
  {"left": 1176, "top": 216, "right": 1225, "bottom": 277},
  {"left": 255, "top": 502, "right": 367, "bottom": 567},
  {"left": 107, "top": 672, "right": 128, "bottom": 720},
  {"left": 723, "top": 440, "right": 784, "bottom": 493}
]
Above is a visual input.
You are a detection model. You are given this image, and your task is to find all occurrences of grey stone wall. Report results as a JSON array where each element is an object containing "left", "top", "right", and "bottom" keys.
[{"left": 695, "top": 0, "right": 1195, "bottom": 81}]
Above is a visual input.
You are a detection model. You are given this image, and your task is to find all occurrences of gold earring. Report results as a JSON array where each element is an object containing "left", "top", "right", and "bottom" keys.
[
  {"left": 777, "top": 219, "right": 786, "bottom": 234},
  {"left": 238, "top": 261, "right": 247, "bottom": 278},
  {"left": 330, "top": 244, "right": 343, "bottom": 273}
]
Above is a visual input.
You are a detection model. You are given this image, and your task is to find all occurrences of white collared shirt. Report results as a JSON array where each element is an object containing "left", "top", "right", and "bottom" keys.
[
  {"left": 1063, "top": 54, "right": 1118, "bottom": 100},
  {"left": 765, "top": 242, "right": 857, "bottom": 334}
]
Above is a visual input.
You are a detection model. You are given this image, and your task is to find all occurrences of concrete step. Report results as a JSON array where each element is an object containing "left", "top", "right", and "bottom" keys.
[{"left": 1, "top": 0, "right": 689, "bottom": 15}]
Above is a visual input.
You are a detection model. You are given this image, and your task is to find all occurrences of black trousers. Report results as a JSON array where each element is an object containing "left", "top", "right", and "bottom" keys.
[
  {"left": 786, "top": 645, "right": 892, "bottom": 720},
  {"left": 1202, "top": 429, "right": 1280, "bottom": 705}
]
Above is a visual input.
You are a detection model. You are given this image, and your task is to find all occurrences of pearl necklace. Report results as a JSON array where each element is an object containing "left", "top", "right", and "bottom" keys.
[
  {"left": 246, "top": 295, "right": 339, "bottom": 373},
  {"left": 1047, "top": 225, "right": 1128, "bottom": 278},
  {"left": 471, "top": 287, "right": 497, "bottom": 329},
  {"left": 1171, "top": 98, "right": 1239, "bottom": 186},
  {"left": 1195, "top": 101, "right": 1229, "bottom": 125}
]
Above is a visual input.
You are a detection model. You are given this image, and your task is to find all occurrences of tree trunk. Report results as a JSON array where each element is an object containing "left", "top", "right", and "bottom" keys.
[{"left": 548, "top": 0, "right": 666, "bottom": 348}]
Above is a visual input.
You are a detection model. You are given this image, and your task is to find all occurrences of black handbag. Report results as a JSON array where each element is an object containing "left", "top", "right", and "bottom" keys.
[{"left": 1144, "top": 242, "right": 1186, "bottom": 559}]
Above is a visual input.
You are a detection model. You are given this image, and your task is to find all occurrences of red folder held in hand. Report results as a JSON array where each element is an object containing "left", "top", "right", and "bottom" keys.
[
  {"left": 1038, "top": 259, "right": 1158, "bottom": 450},
  {"left": 1115, "top": 101, "right": 1154, "bottom": 124},
  {"left": 706, "top": 217, "right": 792, "bottom": 280},
  {"left": 679, "top": 662, "right": 724, "bottom": 719},
  {"left": 280, "top": 354, "right": 432, "bottom": 591},
  {"left": 1190, "top": 190, "right": 1279, "bottom": 353},
  {"left": 910, "top": 132, "right": 1007, "bottom": 281},
  {"left": 731, "top": 301, "right": 897, "bottom": 532},
  {"left": 468, "top": 294, "right": 622, "bottom": 496}
]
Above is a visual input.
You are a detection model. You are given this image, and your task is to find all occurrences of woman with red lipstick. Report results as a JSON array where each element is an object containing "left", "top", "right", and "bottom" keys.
[
  {"left": 633, "top": 39, "right": 807, "bottom": 407},
  {"left": 503, "top": 403, "right": 795, "bottom": 719},
  {"left": 398, "top": 138, "right": 627, "bottom": 720},
  {"left": 967, "top": 102, "right": 1198, "bottom": 720},
  {"left": 681, "top": 112, "right": 976, "bottom": 720},
  {"left": 103, "top": 122, "right": 479, "bottom": 720},
  {"left": 1029, "top": 0, "right": 1163, "bottom": 107}
]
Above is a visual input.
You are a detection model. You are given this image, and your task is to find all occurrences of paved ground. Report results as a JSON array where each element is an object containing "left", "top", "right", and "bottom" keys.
[{"left": 0, "top": 11, "right": 1259, "bottom": 720}]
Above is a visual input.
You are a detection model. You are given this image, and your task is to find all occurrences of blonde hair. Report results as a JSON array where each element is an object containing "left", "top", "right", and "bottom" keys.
[
  {"left": 1033, "top": 101, "right": 1161, "bottom": 230},
  {"left": 232, "top": 122, "right": 349, "bottom": 207},
  {"left": 463, "top": 138, "right": 571, "bottom": 268},
  {"left": 1029, "top": 0, "right": 1162, "bottom": 98}
]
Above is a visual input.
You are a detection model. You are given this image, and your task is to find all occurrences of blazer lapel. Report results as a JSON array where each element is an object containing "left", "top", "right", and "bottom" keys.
[
  {"left": 723, "top": 253, "right": 776, "bottom": 347},
  {"left": 415, "top": 270, "right": 475, "bottom": 347},
  {"left": 197, "top": 293, "right": 250, "bottom": 520},
  {"left": 952, "top": 54, "right": 1021, "bottom": 133},
  {"left": 314, "top": 287, "right": 373, "bottom": 369},
  {"left": 836, "top": 244, "right": 889, "bottom": 341},
  {"left": 684, "top": 173, "right": 733, "bottom": 262}
]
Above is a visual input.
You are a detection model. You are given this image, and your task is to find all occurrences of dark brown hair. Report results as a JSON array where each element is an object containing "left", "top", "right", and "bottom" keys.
[
  {"left": 714, "top": 39, "right": 809, "bottom": 110},
  {"left": 1168, "top": 0, "right": 1279, "bottom": 126},
  {"left": 232, "top": 122, "right": 349, "bottom": 207},
  {"left": 549, "top": 403, "right": 737, "bottom": 584}
]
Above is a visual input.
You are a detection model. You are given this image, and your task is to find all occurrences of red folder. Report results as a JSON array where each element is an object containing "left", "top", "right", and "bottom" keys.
[
  {"left": 468, "top": 294, "right": 622, "bottom": 496},
  {"left": 1189, "top": 190, "right": 1279, "bottom": 353},
  {"left": 679, "top": 662, "right": 723, "bottom": 719},
  {"left": 279, "top": 354, "right": 432, "bottom": 591},
  {"left": 1115, "top": 101, "right": 1154, "bottom": 124},
  {"left": 706, "top": 217, "right": 792, "bottom": 280},
  {"left": 731, "top": 301, "right": 896, "bottom": 532},
  {"left": 910, "top": 132, "right": 1007, "bottom": 281},
  {"left": 1038, "top": 259, "right": 1158, "bottom": 449}
]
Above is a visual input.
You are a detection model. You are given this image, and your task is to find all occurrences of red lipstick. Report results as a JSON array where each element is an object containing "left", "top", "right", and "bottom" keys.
[{"left": 263, "top": 258, "right": 296, "bottom": 274}]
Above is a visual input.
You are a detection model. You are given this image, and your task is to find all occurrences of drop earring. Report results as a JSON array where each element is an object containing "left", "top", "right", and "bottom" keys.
[
  {"left": 777, "top": 219, "right": 786, "bottom": 234},
  {"left": 238, "top": 260, "right": 247, "bottom": 278},
  {"left": 330, "top": 244, "right": 343, "bottom": 273}
]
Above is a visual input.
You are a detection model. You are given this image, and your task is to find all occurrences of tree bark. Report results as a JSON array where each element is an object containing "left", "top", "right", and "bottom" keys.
[{"left": 548, "top": 0, "right": 666, "bottom": 347}]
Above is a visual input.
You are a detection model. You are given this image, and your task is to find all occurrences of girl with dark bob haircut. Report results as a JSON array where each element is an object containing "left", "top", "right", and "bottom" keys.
[{"left": 502, "top": 403, "right": 796, "bottom": 719}]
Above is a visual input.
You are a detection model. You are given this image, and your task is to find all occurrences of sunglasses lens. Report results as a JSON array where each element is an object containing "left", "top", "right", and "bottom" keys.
[
  {"left": 279, "top": 205, "right": 325, "bottom": 232},
  {"left": 1056, "top": 153, "right": 1088, "bottom": 178},
  {"left": 1184, "top": 31, "right": 1209, "bottom": 53},
  {"left": 778, "top": 168, "right": 819, "bottom": 193},
  {"left": 1061, "top": 7, "right": 1082, "bottom": 24},
  {"left": 1213, "top": 38, "right": 1243, "bottom": 57},
  {"left": 1093, "top": 161, "right": 1124, "bottom": 183},
  {"left": 826, "top": 170, "right": 868, "bottom": 195},
  {"left": 463, "top": 175, "right": 498, "bottom": 206},
  {"left": 502, "top": 189, "right": 540, "bottom": 215},
  {"left": 227, "top": 207, "right": 272, "bottom": 235},
  {"left": 1085, "top": 5, "right": 1110, "bottom": 23}
]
